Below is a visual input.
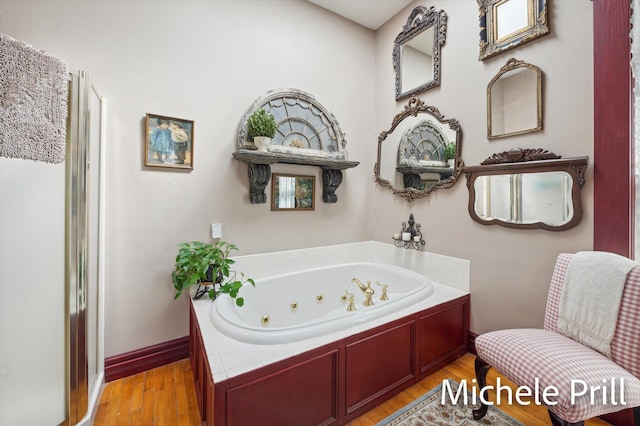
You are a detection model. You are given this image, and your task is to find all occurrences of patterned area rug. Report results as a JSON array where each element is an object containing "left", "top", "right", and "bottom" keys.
[{"left": 376, "top": 379, "right": 524, "bottom": 425}]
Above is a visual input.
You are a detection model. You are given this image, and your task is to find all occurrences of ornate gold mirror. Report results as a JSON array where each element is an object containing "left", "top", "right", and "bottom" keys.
[
  {"left": 478, "top": 0, "right": 549, "bottom": 61},
  {"left": 463, "top": 148, "right": 588, "bottom": 231},
  {"left": 375, "top": 98, "right": 463, "bottom": 202},
  {"left": 488, "top": 58, "right": 542, "bottom": 139},
  {"left": 393, "top": 6, "right": 447, "bottom": 101}
]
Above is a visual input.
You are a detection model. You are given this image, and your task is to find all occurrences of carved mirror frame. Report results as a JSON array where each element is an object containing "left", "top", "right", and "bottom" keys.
[
  {"left": 463, "top": 148, "right": 589, "bottom": 231},
  {"left": 478, "top": 0, "right": 549, "bottom": 61},
  {"left": 487, "top": 58, "right": 543, "bottom": 139},
  {"left": 393, "top": 6, "right": 447, "bottom": 101},
  {"left": 375, "top": 98, "right": 463, "bottom": 202}
]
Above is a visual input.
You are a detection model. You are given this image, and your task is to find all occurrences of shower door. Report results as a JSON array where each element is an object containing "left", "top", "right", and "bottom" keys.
[{"left": 67, "top": 70, "right": 106, "bottom": 426}]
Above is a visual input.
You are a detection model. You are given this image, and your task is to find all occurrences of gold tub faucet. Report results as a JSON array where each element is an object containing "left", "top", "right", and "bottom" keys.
[{"left": 351, "top": 278, "right": 375, "bottom": 306}]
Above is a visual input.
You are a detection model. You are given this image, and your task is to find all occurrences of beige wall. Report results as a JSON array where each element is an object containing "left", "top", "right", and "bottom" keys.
[
  {"left": 373, "top": 0, "right": 594, "bottom": 333},
  {"left": 0, "top": 0, "right": 594, "bottom": 358},
  {"left": 1, "top": 0, "right": 376, "bottom": 357}
]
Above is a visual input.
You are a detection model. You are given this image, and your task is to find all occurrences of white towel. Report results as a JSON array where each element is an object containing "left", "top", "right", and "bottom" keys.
[
  {"left": 557, "top": 251, "right": 637, "bottom": 357},
  {"left": 0, "top": 32, "right": 68, "bottom": 163}
]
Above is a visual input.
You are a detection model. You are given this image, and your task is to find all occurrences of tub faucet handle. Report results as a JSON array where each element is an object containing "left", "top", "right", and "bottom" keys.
[
  {"left": 377, "top": 281, "right": 389, "bottom": 301},
  {"left": 346, "top": 291, "right": 356, "bottom": 312}
]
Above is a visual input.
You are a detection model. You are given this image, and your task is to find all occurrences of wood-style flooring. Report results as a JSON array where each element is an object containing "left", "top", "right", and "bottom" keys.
[{"left": 94, "top": 353, "right": 612, "bottom": 425}]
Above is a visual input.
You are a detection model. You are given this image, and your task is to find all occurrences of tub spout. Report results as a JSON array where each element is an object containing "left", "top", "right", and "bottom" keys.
[{"left": 352, "top": 278, "right": 375, "bottom": 306}]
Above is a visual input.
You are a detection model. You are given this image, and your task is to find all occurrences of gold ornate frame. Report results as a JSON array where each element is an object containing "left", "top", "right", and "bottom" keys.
[{"left": 478, "top": 0, "right": 549, "bottom": 61}]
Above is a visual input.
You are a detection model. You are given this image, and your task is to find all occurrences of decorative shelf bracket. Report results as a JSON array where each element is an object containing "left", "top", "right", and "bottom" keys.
[
  {"left": 233, "top": 150, "right": 358, "bottom": 205},
  {"left": 248, "top": 163, "right": 271, "bottom": 204},
  {"left": 321, "top": 168, "right": 343, "bottom": 203}
]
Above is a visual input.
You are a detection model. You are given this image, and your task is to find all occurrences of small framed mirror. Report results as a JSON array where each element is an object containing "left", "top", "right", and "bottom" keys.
[
  {"left": 271, "top": 174, "right": 315, "bottom": 211},
  {"left": 393, "top": 6, "right": 447, "bottom": 101},
  {"left": 488, "top": 58, "right": 542, "bottom": 139},
  {"left": 463, "top": 148, "right": 589, "bottom": 231},
  {"left": 478, "top": 0, "right": 549, "bottom": 61}
]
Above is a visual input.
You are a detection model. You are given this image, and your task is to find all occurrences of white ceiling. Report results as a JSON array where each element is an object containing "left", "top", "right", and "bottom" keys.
[{"left": 306, "top": 0, "right": 413, "bottom": 30}]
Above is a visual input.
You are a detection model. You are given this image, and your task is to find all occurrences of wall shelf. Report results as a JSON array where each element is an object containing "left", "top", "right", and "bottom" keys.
[{"left": 233, "top": 149, "right": 359, "bottom": 204}]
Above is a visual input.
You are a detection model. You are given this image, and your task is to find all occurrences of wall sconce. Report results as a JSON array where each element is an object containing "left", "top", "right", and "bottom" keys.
[{"left": 392, "top": 213, "right": 425, "bottom": 249}]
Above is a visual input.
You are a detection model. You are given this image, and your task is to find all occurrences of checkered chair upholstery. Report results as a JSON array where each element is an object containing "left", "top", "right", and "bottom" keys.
[{"left": 474, "top": 253, "right": 640, "bottom": 425}]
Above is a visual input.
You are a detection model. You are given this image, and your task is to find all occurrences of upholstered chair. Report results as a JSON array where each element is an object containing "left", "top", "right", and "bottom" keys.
[{"left": 473, "top": 253, "right": 640, "bottom": 426}]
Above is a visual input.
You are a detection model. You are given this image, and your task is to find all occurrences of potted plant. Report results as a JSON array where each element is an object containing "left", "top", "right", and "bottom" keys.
[
  {"left": 171, "top": 241, "right": 254, "bottom": 306},
  {"left": 443, "top": 142, "right": 456, "bottom": 167},
  {"left": 247, "top": 108, "right": 277, "bottom": 151}
]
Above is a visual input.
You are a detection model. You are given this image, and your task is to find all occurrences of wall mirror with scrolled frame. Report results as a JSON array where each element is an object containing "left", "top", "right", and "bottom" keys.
[
  {"left": 463, "top": 148, "right": 589, "bottom": 231},
  {"left": 393, "top": 6, "right": 447, "bottom": 101},
  {"left": 488, "top": 58, "right": 542, "bottom": 139},
  {"left": 478, "top": 0, "right": 550, "bottom": 61},
  {"left": 375, "top": 98, "right": 463, "bottom": 202}
]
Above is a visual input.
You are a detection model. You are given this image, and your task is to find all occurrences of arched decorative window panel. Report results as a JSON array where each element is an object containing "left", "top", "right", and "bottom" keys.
[
  {"left": 233, "top": 89, "right": 359, "bottom": 204},
  {"left": 237, "top": 89, "right": 348, "bottom": 160}
]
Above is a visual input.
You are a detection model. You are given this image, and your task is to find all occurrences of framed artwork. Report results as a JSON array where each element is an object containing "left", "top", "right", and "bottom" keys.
[
  {"left": 418, "top": 179, "right": 438, "bottom": 191},
  {"left": 271, "top": 174, "right": 315, "bottom": 211},
  {"left": 145, "top": 113, "right": 194, "bottom": 169}
]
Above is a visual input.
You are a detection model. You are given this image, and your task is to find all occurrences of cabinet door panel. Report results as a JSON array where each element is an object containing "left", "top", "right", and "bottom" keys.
[
  {"left": 345, "top": 321, "right": 415, "bottom": 413},
  {"left": 225, "top": 350, "right": 338, "bottom": 426}
]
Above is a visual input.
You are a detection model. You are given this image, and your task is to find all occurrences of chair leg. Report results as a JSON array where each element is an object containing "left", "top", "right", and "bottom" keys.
[
  {"left": 548, "top": 410, "right": 584, "bottom": 426},
  {"left": 472, "top": 356, "right": 492, "bottom": 420}
]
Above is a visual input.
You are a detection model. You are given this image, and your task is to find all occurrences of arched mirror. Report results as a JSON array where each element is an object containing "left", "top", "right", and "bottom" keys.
[
  {"left": 393, "top": 6, "right": 447, "bottom": 101},
  {"left": 478, "top": 0, "right": 550, "bottom": 61},
  {"left": 463, "top": 148, "right": 589, "bottom": 231},
  {"left": 488, "top": 58, "right": 542, "bottom": 139},
  {"left": 375, "top": 98, "right": 463, "bottom": 202}
]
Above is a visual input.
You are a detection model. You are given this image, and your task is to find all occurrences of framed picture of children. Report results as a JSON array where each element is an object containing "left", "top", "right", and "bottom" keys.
[{"left": 145, "top": 113, "right": 194, "bottom": 169}]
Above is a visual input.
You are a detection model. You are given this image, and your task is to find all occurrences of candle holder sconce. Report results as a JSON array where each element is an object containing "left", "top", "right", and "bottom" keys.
[{"left": 392, "top": 213, "right": 425, "bottom": 249}]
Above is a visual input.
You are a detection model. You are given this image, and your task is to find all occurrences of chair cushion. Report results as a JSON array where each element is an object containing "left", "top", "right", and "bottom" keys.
[{"left": 476, "top": 328, "right": 640, "bottom": 423}]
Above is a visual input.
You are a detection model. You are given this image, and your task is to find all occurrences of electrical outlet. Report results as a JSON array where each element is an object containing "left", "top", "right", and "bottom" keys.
[{"left": 211, "top": 223, "right": 222, "bottom": 239}]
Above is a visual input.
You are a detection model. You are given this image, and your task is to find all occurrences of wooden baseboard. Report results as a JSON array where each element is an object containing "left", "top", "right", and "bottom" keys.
[
  {"left": 468, "top": 331, "right": 478, "bottom": 355},
  {"left": 105, "top": 336, "right": 189, "bottom": 382}
]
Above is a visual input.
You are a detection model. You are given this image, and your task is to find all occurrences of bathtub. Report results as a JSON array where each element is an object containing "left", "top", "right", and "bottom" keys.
[{"left": 210, "top": 262, "right": 434, "bottom": 344}]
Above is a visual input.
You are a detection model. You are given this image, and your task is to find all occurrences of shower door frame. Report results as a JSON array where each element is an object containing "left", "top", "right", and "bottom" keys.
[{"left": 66, "top": 69, "right": 106, "bottom": 426}]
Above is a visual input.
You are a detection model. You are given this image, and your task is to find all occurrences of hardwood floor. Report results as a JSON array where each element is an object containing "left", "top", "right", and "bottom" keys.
[
  {"left": 94, "top": 353, "right": 611, "bottom": 425},
  {"left": 94, "top": 359, "right": 201, "bottom": 425}
]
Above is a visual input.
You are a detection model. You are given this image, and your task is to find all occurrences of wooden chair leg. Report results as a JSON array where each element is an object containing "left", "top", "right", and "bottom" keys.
[
  {"left": 548, "top": 410, "right": 584, "bottom": 426},
  {"left": 472, "top": 357, "right": 492, "bottom": 420}
]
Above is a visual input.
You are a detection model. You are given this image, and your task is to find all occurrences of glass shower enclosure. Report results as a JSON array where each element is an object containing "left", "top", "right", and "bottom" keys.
[{"left": 66, "top": 69, "right": 107, "bottom": 425}]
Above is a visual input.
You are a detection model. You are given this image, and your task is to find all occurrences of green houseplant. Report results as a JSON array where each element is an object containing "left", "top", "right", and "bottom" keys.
[
  {"left": 247, "top": 108, "right": 277, "bottom": 151},
  {"left": 443, "top": 142, "right": 456, "bottom": 166},
  {"left": 171, "top": 241, "right": 254, "bottom": 306}
]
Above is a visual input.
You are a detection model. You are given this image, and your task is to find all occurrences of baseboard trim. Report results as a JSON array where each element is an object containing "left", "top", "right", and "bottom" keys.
[
  {"left": 105, "top": 336, "right": 189, "bottom": 382},
  {"left": 468, "top": 331, "right": 478, "bottom": 356}
]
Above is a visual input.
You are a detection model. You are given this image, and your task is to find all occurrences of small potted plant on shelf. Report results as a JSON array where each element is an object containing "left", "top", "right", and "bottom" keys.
[
  {"left": 171, "top": 241, "right": 255, "bottom": 306},
  {"left": 247, "top": 108, "right": 277, "bottom": 151},
  {"left": 443, "top": 142, "right": 456, "bottom": 167}
]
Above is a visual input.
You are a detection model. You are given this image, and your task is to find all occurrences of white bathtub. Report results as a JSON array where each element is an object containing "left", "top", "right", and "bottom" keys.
[{"left": 209, "top": 262, "right": 434, "bottom": 344}]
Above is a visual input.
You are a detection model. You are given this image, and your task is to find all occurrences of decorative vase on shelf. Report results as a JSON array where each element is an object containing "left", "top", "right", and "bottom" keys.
[{"left": 253, "top": 136, "right": 272, "bottom": 152}]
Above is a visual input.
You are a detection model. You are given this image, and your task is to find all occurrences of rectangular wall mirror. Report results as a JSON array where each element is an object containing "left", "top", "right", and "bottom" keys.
[{"left": 271, "top": 174, "right": 315, "bottom": 211}]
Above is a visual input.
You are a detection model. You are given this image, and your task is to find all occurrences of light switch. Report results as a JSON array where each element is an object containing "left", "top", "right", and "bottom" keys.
[{"left": 211, "top": 223, "right": 222, "bottom": 239}]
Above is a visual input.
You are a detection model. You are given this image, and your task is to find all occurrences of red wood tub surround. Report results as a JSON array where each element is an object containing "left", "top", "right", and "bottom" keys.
[{"left": 190, "top": 295, "right": 470, "bottom": 426}]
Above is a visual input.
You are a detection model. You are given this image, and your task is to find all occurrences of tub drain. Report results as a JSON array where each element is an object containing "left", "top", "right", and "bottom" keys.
[
  {"left": 316, "top": 294, "right": 324, "bottom": 303},
  {"left": 261, "top": 315, "right": 270, "bottom": 326}
]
